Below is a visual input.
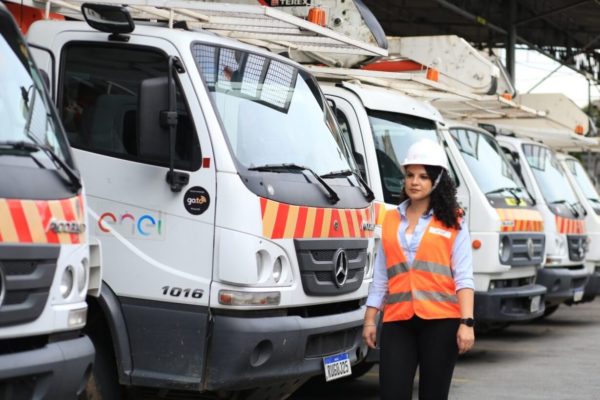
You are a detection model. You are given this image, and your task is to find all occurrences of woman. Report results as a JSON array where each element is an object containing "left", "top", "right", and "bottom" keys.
[{"left": 363, "top": 138, "right": 475, "bottom": 400}]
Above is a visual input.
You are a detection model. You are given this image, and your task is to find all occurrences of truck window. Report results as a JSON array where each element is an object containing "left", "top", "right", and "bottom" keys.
[
  {"left": 367, "top": 110, "right": 438, "bottom": 204},
  {"left": 0, "top": 22, "right": 72, "bottom": 171},
  {"left": 334, "top": 107, "right": 367, "bottom": 181},
  {"left": 191, "top": 43, "right": 353, "bottom": 175},
  {"left": 564, "top": 158, "right": 600, "bottom": 215},
  {"left": 59, "top": 43, "right": 201, "bottom": 170},
  {"left": 450, "top": 128, "right": 526, "bottom": 198},
  {"left": 522, "top": 143, "right": 578, "bottom": 206}
]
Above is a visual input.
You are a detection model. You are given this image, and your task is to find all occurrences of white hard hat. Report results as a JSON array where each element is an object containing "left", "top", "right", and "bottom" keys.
[{"left": 402, "top": 138, "right": 449, "bottom": 171}]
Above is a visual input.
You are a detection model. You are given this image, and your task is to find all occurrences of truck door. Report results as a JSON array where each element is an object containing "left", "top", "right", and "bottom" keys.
[{"left": 54, "top": 34, "right": 215, "bottom": 384}]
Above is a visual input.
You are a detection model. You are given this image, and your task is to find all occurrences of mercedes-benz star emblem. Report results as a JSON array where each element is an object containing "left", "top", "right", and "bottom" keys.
[
  {"left": 333, "top": 249, "right": 349, "bottom": 288},
  {"left": 526, "top": 238, "right": 535, "bottom": 260}
]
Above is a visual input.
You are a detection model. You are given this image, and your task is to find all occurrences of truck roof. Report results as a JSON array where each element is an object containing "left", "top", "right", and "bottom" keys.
[
  {"left": 26, "top": 19, "right": 315, "bottom": 72},
  {"left": 324, "top": 80, "right": 443, "bottom": 123}
]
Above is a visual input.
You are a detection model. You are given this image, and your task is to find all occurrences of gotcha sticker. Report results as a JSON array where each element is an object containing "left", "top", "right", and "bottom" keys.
[{"left": 184, "top": 187, "right": 210, "bottom": 215}]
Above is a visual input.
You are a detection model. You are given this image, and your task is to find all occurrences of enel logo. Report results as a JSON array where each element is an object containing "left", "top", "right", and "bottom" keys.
[{"left": 98, "top": 212, "right": 164, "bottom": 237}]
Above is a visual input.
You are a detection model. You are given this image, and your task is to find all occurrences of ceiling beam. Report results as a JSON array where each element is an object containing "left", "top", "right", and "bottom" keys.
[{"left": 516, "top": 0, "right": 591, "bottom": 26}]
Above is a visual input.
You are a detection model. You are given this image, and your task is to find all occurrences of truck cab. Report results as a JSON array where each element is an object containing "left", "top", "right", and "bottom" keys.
[
  {"left": 557, "top": 153, "right": 600, "bottom": 302},
  {"left": 23, "top": 3, "right": 377, "bottom": 398},
  {"left": 0, "top": 4, "right": 95, "bottom": 398},
  {"left": 497, "top": 135, "right": 589, "bottom": 315}
]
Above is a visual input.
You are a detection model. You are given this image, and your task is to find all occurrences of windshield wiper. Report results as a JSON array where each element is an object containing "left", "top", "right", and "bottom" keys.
[
  {"left": 248, "top": 163, "right": 339, "bottom": 204},
  {"left": 486, "top": 187, "right": 521, "bottom": 204},
  {"left": 549, "top": 199, "right": 580, "bottom": 217},
  {"left": 485, "top": 187, "right": 519, "bottom": 196},
  {"left": 570, "top": 201, "right": 586, "bottom": 217},
  {"left": 320, "top": 169, "right": 375, "bottom": 202},
  {"left": 549, "top": 200, "right": 567, "bottom": 204},
  {"left": 3, "top": 140, "right": 81, "bottom": 191},
  {"left": 0, "top": 141, "right": 46, "bottom": 169}
]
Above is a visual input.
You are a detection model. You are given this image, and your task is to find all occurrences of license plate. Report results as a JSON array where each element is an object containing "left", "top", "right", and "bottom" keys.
[
  {"left": 530, "top": 295, "right": 541, "bottom": 313},
  {"left": 323, "top": 352, "right": 352, "bottom": 382},
  {"left": 573, "top": 289, "right": 584, "bottom": 302}
]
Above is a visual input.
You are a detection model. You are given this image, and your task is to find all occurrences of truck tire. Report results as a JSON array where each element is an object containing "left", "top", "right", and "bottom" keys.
[
  {"left": 348, "top": 361, "right": 374, "bottom": 379},
  {"left": 216, "top": 378, "right": 308, "bottom": 400},
  {"left": 543, "top": 305, "right": 559, "bottom": 317},
  {"left": 80, "top": 312, "right": 125, "bottom": 400}
]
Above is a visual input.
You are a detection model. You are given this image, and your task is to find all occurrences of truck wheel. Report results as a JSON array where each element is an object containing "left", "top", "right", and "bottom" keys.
[
  {"left": 475, "top": 322, "right": 509, "bottom": 334},
  {"left": 80, "top": 312, "right": 125, "bottom": 400},
  {"left": 349, "top": 361, "right": 374, "bottom": 379},
  {"left": 543, "top": 305, "right": 559, "bottom": 317},
  {"left": 216, "top": 378, "right": 307, "bottom": 400}
]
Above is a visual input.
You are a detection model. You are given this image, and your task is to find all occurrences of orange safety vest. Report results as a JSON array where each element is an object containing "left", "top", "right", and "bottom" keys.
[{"left": 382, "top": 209, "right": 461, "bottom": 322}]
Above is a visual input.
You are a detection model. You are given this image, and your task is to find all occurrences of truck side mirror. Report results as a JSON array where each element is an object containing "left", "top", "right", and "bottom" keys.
[
  {"left": 138, "top": 73, "right": 189, "bottom": 192},
  {"left": 138, "top": 76, "right": 171, "bottom": 157}
]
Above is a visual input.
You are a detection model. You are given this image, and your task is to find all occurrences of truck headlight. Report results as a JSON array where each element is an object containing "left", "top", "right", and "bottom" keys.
[
  {"left": 60, "top": 266, "right": 74, "bottom": 298},
  {"left": 219, "top": 290, "right": 280, "bottom": 306},
  {"left": 273, "top": 257, "right": 283, "bottom": 283},
  {"left": 76, "top": 260, "right": 88, "bottom": 293},
  {"left": 499, "top": 236, "right": 511, "bottom": 264}
]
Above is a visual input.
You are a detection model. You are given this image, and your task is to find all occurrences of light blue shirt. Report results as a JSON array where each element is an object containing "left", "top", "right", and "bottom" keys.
[{"left": 366, "top": 200, "right": 474, "bottom": 310}]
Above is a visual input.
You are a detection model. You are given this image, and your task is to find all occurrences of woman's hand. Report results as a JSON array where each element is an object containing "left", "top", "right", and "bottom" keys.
[
  {"left": 456, "top": 324, "right": 475, "bottom": 354},
  {"left": 362, "top": 324, "right": 377, "bottom": 349}
]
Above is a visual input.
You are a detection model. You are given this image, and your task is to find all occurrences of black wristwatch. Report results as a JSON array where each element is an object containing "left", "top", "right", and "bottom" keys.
[{"left": 460, "top": 318, "right": 475, "bottom": 327}]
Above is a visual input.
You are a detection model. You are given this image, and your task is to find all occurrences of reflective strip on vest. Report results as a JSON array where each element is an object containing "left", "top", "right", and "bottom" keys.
[
  {"left": 412, "top": 260, "right": 454, "bottom": 278},
  {"left": 387, "top": 290, "right": 458, "bottom": 304},
  {"left": 387, "top": 292, "right": 412, "bottom": 303},
  {"left": 387, "top": 262, "right": 410, "bottom": 279},
  {"left": 414, "top": 290, "right": 458, "bottom": 303}
]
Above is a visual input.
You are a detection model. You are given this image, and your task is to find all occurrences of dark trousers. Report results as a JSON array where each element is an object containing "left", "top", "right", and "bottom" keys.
[{"left": 379, "top": 316, "right": 460, "bottom": 400}]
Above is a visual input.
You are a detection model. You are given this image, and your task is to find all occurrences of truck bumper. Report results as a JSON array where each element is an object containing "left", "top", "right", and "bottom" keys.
[
  {"left": 205, "top": 305, "right": 367, "bottom": 391},
  {"left": 474, "top": 284, "right": 547, "bottom": 322},
  {"left": 536, "top": 267, "right": 589, "bottom": 307},
  {"left": 583, "top": 265, "right": 600, "bottom": 302},
  {"left": 0, "top": 334, "right": 94, "bottom": 399}
]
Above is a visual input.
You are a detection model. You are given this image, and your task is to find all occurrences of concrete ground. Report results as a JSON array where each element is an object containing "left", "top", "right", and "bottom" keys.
[{"left": 291, "top": 298, "right": 600, "bottom": 400}]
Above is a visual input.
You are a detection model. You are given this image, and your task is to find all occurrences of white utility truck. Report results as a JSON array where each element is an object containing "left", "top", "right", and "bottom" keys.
[
  {"left": 485, "top": 93, "right": 593, "bottom": 316},
  {"left": 0, "top": 4, "right": 98, "bottom": 398},
  {"left": 10, "top": 0, "right": 389, "bottom": 398},
  {"left": 558, "top": 152, "right": 600, "bottom": 302}
]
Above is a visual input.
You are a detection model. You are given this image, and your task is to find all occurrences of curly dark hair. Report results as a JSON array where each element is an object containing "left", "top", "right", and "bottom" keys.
[{"left": 400, "top": 165, "right": 462, "bottom": 230}]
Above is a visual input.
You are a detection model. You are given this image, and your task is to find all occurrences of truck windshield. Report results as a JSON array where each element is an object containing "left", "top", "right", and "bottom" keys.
[
  {"left": 564, "top": 158, "right": 600, "bottom": 215},
  {"left": 450, "top": 128, "right": 527, "bottom": 203},
  {"left": 523, "top": 144, "right": 579, "bottom": 206},
  {"left": 367, "top": 110, "right": 438, "bottom": 204},
  {"left": 192, "top": 43, "right": 352, "bottom": 175},
  {"left": 0, "top": 24, "right": 71, "bottom": 169}
]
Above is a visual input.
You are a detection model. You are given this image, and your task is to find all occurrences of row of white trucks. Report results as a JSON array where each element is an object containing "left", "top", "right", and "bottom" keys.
[{"left": 1, "top": 0, "right": 600, "bottom": 398}]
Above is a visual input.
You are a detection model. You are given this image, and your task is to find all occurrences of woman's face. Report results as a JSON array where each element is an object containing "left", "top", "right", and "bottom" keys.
[{"left": 404, "top": 164, "right": 433, "bottom": 202}]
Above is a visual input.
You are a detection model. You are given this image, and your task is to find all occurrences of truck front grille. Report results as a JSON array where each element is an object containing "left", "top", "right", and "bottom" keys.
[
  {"left": 0, "top": 245, "right": 59, "bottom": 327},
  {"left": 305, "top": 327, "right": 360, "bottom": 358},
  {"left": 294, "top": 239, "right": 367, "bottom": 296},
  {"left": 505, "top": 233, "right": 545, "bottom": 266}
]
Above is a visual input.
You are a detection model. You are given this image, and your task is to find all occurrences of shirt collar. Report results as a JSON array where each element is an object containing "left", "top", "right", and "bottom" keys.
[{"left": 397, "top": 199, "right": 434, "bottom": 218}]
